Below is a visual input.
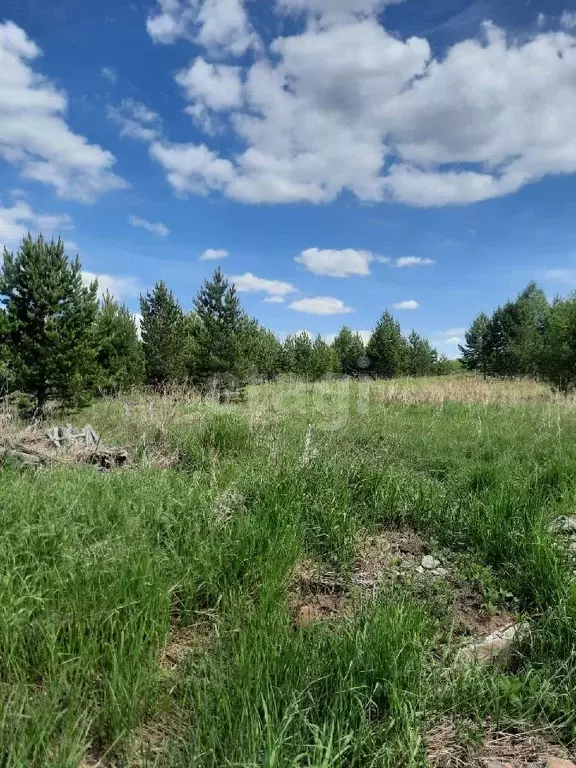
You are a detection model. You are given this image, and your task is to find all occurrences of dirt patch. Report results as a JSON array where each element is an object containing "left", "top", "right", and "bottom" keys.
[
  {"left": 453, "top": 581, "right": 516, "bottom": 637},
  {"left": 290, "top": 560, "right": 351, "bottom": 626},
  {"left": 160, "top": 611, "right": 217, "bottom": 674},
  {"left": 291, "top": 530, "right": 519, "bottom": 641},
  {"left": 354, "top": 530, "right": 429, "bottom": 587},
  {"left": 426, "top": 720, "right": 573, "bottom": 767}
]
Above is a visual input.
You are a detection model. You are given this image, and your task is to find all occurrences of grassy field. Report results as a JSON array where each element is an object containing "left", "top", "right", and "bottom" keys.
[{"left": 2, "top": 377, "right": 576, "bottom": 766}]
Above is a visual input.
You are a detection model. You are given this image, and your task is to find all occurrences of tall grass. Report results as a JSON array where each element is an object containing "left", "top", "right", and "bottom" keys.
[{"left": 1, "top": 378, "right": 576, "bottom": 765}]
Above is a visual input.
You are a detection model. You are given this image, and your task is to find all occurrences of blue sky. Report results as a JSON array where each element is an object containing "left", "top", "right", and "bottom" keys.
[{"left": 2, "top": 0, "right": 576, "bottom": 355}]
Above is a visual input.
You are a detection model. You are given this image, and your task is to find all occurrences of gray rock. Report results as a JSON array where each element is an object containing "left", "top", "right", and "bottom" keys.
[
  {"left": 83, "top": 425, "right": 100, "bottom": 446},
  {"left": 421, "top": 555, "right": 441, "bottom": 570},
  {"left": 455, "top": 622, "right": 529, "bottom": 666},
  {"left": 416, "top": 565, "right": 424, "bottom": 574},
  {"left": 433, "top": 567, "right": 448, "bottom": 577},
  {"left": 551, "top": 516, "right": 576, "bottom": 534}
]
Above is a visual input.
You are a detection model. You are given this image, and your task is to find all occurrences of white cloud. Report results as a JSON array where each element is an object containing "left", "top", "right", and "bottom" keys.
[
  {"left": 177, "top": 58, "right": 242, "bottom": 111},
  {"left": 200, "top": 247, "right": 229, "bottom": 260},
  {"left": 64, "top": 240, "right": 80, "bottom": 254},
  {"left": 108, "top": 99, "right": 162, "bottom": 142},
  {"left": 129, "top": 215, "right": 169, "bottom": 236},
  {"left": 229, "top": 271, "right": 296, "bottom": 297},
  {"left": 443, "top": 336, "right": 461, "bottom": 345},
  {"left": 537, "top": 13, "right": 546, "bottom": 28},
  {"left": 101, "top": 66, "right": 118, "bottom": 84},
  {"left": 545, "top": 268, "right": 576, "bottom": 285},
  {"left": 0, "top": 200, "right": 72, "bottom": 250},
  {"left": 263, "top": 295, "right": 285, "bottom": 303},
  {"left": 147, "top": 0, "right": 256, "bottom": 54},
  {"left": 393, "top": 300, "right": 419, "bottom": 310},
  {"left": 132, "top": 312, "right": 143, "bottom": 339},
  {"left": 440, "top": 327, "right": 466, "bottom": 338},
  {"left": 147, "top": 13, "right": 576, "bottom": 208},
  {"left": 324, "top": 328, "right": 372, "bottom": 343},
  {"left": 393, "top": 256, "right": 435, "bottom": 267},
  {"left": 276, "top": 0, "right": 404, "bottom": 24},
  {"left": 289, "top": 296, "right": 354, "bottom": 315},
  {"left": 295, "top": 247, "right": 375, "bottom": 277},
  {"left": 561, "top": 11, "right": 576, "bottom": 29},
  {"left": 176, "top": 58, "right": 242, "bottom": 132},
  {"left": 149, "top": 141, "right": 235, "bottom": 196},
  {"left": 81, "top": 271, "right": 142, "bottom": 301},
  {"left": 0, "top": 21, "right": 125, "bottom": 202}
]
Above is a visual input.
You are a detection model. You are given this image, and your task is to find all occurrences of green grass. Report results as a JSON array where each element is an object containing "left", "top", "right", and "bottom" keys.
[{"left": 2, "top": 379, "right": 576, "bottom": 765}]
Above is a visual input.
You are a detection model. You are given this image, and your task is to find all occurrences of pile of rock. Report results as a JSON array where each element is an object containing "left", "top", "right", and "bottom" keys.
[{"left": 550, "top": 516, "right": 576, "bottom": 552}]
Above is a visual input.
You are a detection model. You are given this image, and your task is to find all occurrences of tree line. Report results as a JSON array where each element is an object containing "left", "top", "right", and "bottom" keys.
[
  {"left": 460, "top": 281, "right": 576, "bottom": 390},
  {"left": 0, "top": 234, "right": 456, "bottom": 415}
]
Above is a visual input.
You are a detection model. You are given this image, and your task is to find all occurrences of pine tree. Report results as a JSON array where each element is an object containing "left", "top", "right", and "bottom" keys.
[
  {"left": 459, "top": 312, "right": 491, "bottom": 377},
  {"left": 332, "top": 326, "right": 366, "bottom": 376},
  {"left": 94, "top": 292, "right": 144, "bottom": 393},
  {"left": 510, "top": 282, "right": 549, "bottom": 376},
  {"left": 140, "top": 281, "right": 187, "bottom": 386},
  {"left": 0, "top": 234, "right": 98, "bottom": 415},
  {"left": 240, "top": 319, "right": 283, "bottom": 381},
  {"left": 366, "top": 311, "right": 408, "bottom": 378},
  {"left": 193, "top": 268, "right": 247, "bottom": 397},
  {"left": 486, "top": 303, "right": 521, "bottom": 377},
  {"left": 310, "top": 335, "right": 336, "bottom": 380},
  {"left": 292, "top": 332, "right": 314, "bottom": 377},
  {"left": 407, "top": 331, "right": 437, "bottom": 376},
  {"left": 540, "top": 296, "right": 576, "bottom": 391},
  {"left": 0, "top": 306, "right": 12, "bottom": 395}
]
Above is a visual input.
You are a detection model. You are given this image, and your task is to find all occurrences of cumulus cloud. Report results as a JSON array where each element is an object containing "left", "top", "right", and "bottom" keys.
[
  {"left": 129, "top": 215, "right": 169, "bottom": 236},
  {"left": 0, "top": 200, "right": 72, "bottom": 250},
  {"left": 324, "top": 328, "right": 372, "bottom": 343},
  {"left": 295, "top": 247, "right": 375, "bottom": 277},
  {"left": 545, "top": 268, "right": 576, "bottom": 285},
  {"left": 229, "top": 272, "right": 296, "bottom": 299},
  {"left": 561, "top": 11, "right": 576, "bottom": 29},
  {"left": 393, "top": 300, "right": 419, "bottom": 310},
  {"left": 147, "top": 0, "right": 256, "bottom": 54},
  {"left": 176, "top": 58, "right": 243, "bottom": 133},
  {"left": 289, "top": 296, "right": 354, "bottom": 315},
  {"left": 149, "top": 141, "right": 235, "bottom": 196},
  {"left": 200, "top": 247, "right": 229, "bottom": 260},
  {"left": 177, "top": 58, "right": 242, "bottom": 111},
  {"left": 101, "top": 67, "right": 117, "bottom": 83},
  {"left": 108, "top": 99, "right": 162, "bottom": 142},
  {"left": 81, "top": 271, "right": 142, "bottom": 301},
  {"left": 143, "top": 10, "right": 576, "bottom": 208},
  {"left": 276, "top": 0, "right": 404, "bottom": 24},
  {"left": 432, "top": 328, "right": 465, "bottom": 346},
  {"left": 132, "top": 312, "right": 143, "bottom": 339},
  {"left": 393, "top": 256, "right": 435, "bottom": 267},
  {"left": 0, "top": 21, "right": 125, "bottom": 202},
  {"left": 263, "top": 295, "right": 285, "bottom": 303}
]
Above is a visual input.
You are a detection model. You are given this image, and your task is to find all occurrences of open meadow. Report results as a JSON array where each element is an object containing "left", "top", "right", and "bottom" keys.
[{"left": 2, "top": 376, "right": 576, "bottom": 767}]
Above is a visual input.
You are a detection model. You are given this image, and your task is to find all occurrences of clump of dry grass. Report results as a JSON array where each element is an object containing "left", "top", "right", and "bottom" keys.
[
  {"left": 372, "top": 376, "right": 558, "bottom": 405},
  {"left": 426, "top": 719, "right": 572, "bottom": 767}
]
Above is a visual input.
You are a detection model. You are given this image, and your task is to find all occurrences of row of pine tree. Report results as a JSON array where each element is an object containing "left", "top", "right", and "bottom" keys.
[
  {"left": 459, "top": 282, "right": 576, "bottom": 391},
  {"left": 0, "top": 235, "right": 456, "bottom": 413}
]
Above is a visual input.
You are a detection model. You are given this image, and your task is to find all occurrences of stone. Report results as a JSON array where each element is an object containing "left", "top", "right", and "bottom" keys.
[
  {"left": 550, "top": 516, "right": 576, "bottom": 534},
  {"left": 421, "top": 555, "right": 441, "bottom": 570},
  {"left": 416, "top": 566, "right": 424, "bottom": 574},
  {"left": 433, "top": 567, "right": 448, "bottom": 577},
  {"left": 82, "top": 425, "right": 100, "bottom": 446},
  {"left": 482, "top": 761, "right": 513, "bottom": 768},
  {"left": 455, "top": 622, "right": 529, "bottom": 666},
  {"left": 545, "top": 758, "right": 576, "bottom": 768}
]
